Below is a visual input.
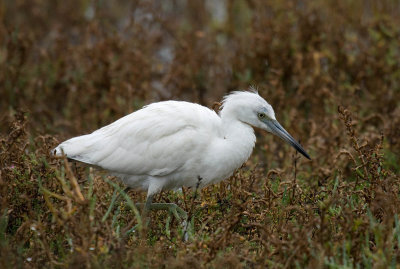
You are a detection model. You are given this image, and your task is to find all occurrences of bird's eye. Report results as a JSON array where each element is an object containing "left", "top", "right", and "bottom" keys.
[{"left": 258, "top": 112, "right": 266, "bottom": 119}]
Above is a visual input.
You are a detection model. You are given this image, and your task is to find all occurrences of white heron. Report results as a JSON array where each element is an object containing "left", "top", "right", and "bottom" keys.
[{"left": 54, "top": 91, "right": 310, "bottom": 225}]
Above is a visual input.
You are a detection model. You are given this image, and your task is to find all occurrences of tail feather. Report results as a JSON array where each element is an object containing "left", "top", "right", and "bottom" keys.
[{"left": 53, "top": 134, "right": 98, "bottom": 164}]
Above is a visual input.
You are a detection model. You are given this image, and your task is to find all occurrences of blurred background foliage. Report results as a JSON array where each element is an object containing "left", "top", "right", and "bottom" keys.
[{"left": 1, "top": 0, "right": 400, "bottom": 268}]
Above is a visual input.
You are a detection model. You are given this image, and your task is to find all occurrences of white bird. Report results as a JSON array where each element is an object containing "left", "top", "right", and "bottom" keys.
[{"left": 54, "top": 91, "right": 310, "bottom": 221}]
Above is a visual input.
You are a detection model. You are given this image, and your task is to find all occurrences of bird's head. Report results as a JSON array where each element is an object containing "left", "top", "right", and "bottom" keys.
[{"left": 221, "top": 90, "right": 311, "bottom": 160}]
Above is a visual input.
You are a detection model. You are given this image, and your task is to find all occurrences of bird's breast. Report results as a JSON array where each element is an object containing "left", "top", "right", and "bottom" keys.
[{"left": 198, "top": 129, "right": 256, "bottom": 186}]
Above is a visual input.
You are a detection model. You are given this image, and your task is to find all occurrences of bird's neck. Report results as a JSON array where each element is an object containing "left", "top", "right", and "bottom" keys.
[
  {"left": 221, "top": 117, "right": 254, "bottom": 139},
  {"left": 220, "top": 116, "right": 256, "bottom": 164}
]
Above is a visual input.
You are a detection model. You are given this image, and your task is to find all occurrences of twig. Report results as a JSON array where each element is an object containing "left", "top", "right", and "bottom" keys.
[
  {"left": 291, "top": 144, "right": 299, "bottom": 203},
  {"left": 183, "top": 176, "right": 202, "bottom": 240}
]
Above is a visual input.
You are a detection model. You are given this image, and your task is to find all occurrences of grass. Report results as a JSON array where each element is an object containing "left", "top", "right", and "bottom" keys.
[{"left": 1, "top": 0, "right": 400, "bottom": 268}]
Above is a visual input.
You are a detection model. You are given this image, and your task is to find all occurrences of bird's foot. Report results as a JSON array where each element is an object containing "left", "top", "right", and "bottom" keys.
[
  {"left": 137, "top": 202, "right": 193, "bottom": 241},
  {"left": 181, "top": 216, "right": 195, "bottom": 241}
]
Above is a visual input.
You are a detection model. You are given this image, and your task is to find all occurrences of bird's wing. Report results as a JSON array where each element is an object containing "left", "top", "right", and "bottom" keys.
[{"left": 56, "top": 101, "right": 221, "bottom": 177}]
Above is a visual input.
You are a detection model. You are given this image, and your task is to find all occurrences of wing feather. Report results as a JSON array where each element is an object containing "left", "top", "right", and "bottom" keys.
[{"left": 56, "top": 101, "right": 221, "bottom": 177}]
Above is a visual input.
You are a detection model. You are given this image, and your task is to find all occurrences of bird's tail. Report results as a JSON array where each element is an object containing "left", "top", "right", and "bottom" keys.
[{"left": 53, "top": 134, "right": 97, "bottom": 164}]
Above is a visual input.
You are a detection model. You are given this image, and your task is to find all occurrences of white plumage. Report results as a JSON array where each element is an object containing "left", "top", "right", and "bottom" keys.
[{"left": 54, "top": 91, "right": 310, "bottom": 217}]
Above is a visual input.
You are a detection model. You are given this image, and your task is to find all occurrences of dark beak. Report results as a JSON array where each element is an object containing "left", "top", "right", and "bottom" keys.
[{"left": 265, "top": 120, "right": 311, "bottom": 160}]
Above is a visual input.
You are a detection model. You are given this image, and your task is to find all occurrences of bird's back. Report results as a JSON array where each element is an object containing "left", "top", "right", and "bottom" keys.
[{"left": 55, "top": 101, "right": 222, "bottom": 183}]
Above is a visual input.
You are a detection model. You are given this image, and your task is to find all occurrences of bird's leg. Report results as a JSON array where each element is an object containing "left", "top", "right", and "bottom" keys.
[
  {"left": 136, "top": 195, "right": 188, "bottom": 220},
  {"left": 136, "top": 196, "right": 189, "bottom": 240},
  {"left": 142, "top": 194, "right": 154, "bottom": 221},
  {"left": 149, "top": 203, "right": 189, "bottom": 241}
]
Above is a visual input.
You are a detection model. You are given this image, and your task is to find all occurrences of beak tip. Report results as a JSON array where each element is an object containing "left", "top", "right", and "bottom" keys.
[
  {"left": 300, "top": 150, "right": 311, "bottom": 160},
  {"left": 267, "top": 120, "right": 311, "bottom": 161}
]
